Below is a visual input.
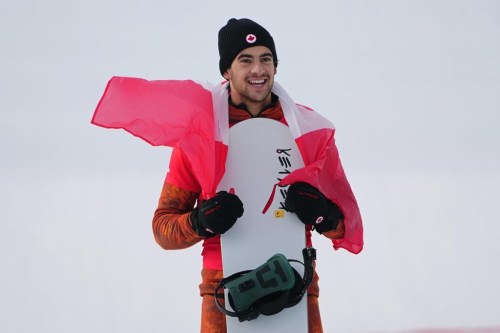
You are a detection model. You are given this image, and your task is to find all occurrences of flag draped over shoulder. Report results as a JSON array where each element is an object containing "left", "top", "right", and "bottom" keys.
[
  {"left": 91, "top": 77, "right": 363, "bottom": 254},
  {"left": 280, "top": 127, "right": 364, "bottom": 254},
  {"left": 270, "top": 83, "right": 363, "bottom": 254}
]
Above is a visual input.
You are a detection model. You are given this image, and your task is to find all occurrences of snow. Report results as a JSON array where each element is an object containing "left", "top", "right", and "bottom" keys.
[{"left": 1, "top": 0, "right": 499, "bottom": 332}]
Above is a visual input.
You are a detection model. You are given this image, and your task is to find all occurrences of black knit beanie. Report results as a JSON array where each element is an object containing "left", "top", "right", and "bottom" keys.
[{"left": 218, "top": 18, "right": 278, "bottom": 76}]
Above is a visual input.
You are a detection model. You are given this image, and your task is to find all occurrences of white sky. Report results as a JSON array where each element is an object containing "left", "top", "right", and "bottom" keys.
[{"left": 1, "top": 1, "right": 499, "bottom": 332}]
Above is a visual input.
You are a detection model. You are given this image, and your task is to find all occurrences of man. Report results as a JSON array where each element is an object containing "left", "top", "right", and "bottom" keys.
[{"left": 152, "top": 18, "right": 363, "bottom": 333}]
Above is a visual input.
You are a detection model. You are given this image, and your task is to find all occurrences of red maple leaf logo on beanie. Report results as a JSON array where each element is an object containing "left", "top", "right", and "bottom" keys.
[{"left": 246, "top": 34, "right": 257, "bottom": 43}]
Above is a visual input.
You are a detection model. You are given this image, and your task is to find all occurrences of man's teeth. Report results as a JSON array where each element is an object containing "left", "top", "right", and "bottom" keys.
[{"left": 249, "top": 80, "right": 265, "bottom": 85}]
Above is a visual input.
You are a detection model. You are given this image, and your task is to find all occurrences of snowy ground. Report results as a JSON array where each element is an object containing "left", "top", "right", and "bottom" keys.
[{"left": 1, "top": 1, "right": 499, "bottom": 332}]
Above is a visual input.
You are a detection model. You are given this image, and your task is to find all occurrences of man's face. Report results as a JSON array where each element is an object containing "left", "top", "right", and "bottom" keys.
[{"left": 224, "top": 45, "right": 277, "bottom": 108}]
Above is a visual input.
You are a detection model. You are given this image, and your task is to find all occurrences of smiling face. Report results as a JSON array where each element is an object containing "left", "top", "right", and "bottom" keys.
[{"left": 223, "top": 45, "right": 277, "bottom": 116}]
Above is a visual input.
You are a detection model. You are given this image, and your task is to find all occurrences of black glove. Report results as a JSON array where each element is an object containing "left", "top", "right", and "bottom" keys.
[
  {"left": 285, "top": 182, "right": 343, "bottom": 234},
  {"left": 190, "top": 191, "right": 244, "bottom": 237}
]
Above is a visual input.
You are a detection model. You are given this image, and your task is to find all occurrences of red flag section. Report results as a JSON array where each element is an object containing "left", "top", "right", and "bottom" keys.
[
  {"left": 91, "top": 77, "right": 226, "bottom": 199},
  {"left": 92, "top": 77, "right": 363, "bottom": 255}
]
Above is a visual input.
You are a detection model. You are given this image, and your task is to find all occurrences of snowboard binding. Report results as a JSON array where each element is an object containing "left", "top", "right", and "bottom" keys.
[{"left": 214, "top": 247, "right": 316, "bottom": 322}]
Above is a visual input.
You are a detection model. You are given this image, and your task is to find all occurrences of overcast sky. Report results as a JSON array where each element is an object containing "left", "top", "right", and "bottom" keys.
[{"left": 1, "top": 1, "right": 499, "bottom": 332}]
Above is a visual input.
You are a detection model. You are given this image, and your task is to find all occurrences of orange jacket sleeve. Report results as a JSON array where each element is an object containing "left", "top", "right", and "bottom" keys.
[
  {"left": 322, "top": 219, "right": 345, "bottom": 240},
  {"left": 152, "top": 182, "right": 203, "bottom": 250}
]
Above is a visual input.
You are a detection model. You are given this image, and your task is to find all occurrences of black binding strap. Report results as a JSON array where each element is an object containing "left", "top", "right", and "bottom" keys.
[{"left": 214, "top": 247, "right": 316, "bottom": 322}]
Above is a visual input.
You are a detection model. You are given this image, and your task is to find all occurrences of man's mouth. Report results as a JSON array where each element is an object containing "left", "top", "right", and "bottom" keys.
[{"left": 248, "top": 79, "right": 266, "bottom": 87}]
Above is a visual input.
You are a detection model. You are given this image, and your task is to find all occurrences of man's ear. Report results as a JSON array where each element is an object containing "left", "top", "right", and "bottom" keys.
[{"left": 223, "top": 71, "right": 230, "bottom": 80}]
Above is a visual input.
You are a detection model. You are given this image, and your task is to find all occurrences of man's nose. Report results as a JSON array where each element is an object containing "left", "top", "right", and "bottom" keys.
[{"left": 250, "top": 62, "right": 265, "bottom": 75}]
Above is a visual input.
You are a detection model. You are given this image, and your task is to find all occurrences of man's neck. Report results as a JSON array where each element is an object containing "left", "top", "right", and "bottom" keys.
[{"left": 229, "top": 93, "right": 279, "bottom": 117}]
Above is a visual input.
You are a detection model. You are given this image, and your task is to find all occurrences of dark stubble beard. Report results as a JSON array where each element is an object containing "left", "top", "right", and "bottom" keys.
[{"left": 239, "top": 79, "right": 274, "bottom": 105}]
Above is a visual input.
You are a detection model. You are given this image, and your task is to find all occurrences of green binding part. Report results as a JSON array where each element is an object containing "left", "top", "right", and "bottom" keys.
[
  {"left": 224, "top": 253, "right": 296, "bottom": 314},
  {"left": 215, "top": 248, "right": 316, "bottom": 322}
]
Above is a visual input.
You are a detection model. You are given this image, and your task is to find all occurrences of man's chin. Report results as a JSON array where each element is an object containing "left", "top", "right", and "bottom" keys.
[{"left": 248, "top": 89, "right": 273, "bottom": 102}]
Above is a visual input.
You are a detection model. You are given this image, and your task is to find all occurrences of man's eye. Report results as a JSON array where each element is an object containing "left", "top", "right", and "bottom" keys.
[{"left": 262, "top": 57, "right": 272, "bottom": 63}]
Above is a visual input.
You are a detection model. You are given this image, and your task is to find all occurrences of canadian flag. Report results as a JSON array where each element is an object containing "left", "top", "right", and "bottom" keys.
[{"left": 91, "top": 77, "right": 363, "bottom": 254}]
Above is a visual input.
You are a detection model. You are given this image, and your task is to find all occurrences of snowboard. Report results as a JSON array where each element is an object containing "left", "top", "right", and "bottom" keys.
[{"left": 217, "top": 118, "right": 308, "bottom": 332}]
